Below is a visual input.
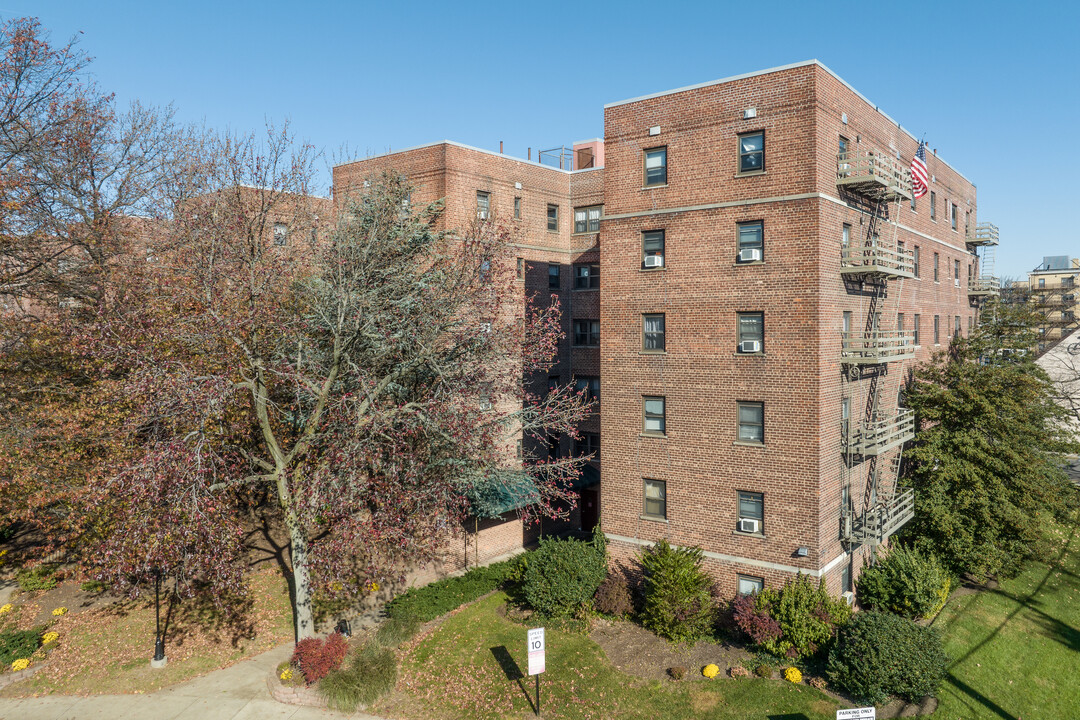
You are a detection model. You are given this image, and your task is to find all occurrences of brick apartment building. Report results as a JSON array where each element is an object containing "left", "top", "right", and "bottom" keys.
[
  {"left": 1023, "top": 255, "right": 1079, "bottom": 350},
  {"left": 334, "top": 60, "right": 999, "bottom": 597}
]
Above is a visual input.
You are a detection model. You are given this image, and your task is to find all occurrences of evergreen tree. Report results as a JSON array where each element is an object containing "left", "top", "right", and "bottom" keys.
[{"left": 902, "top": 299, "right": 1078, "bottom": 580}]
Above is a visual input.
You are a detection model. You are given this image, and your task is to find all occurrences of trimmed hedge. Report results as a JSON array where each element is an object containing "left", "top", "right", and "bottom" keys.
[
  {"left": 385, "top": 557, "right": 520, "bottom": 623},
  {"left": 828, "top": 610, "right": 948, "bottom": 704},
  {"left": 856, "top": 545, "right": 952, "bottom": 619},
  {"left": 523, "top": 526, "right": 607, "bottom": 617}
]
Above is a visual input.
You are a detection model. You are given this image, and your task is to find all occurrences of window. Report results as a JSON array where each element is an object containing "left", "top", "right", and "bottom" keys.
[
  {"left": 737, "top": 220, "right": 764, "bottom": 263},
  {"left": 643, "top": 313, "right": 665, "bottom": 351},
  {"left": 642, "top": 230, "right": 665, "bottom": 268},
  {"left": 516, "top": 257, "right": 525, "bottom": 280},
  {"left": 514, "top": 196, "right": 521, "bottom": 219},
  {"left": 838, "top": 135, "right": 848, "bottom": 157},
  {"left": 644, "top": 479, "right": 667, "bottom": 519},
  {"left": 478, "top": 383, "right": 493, "bottom": 411},
  {"left": 841, "top": 397, "right": 850, "bottom": 439},
  {"left": 573, "top": 319, "right": 600, "bottom": 346},
  {"left": 574, "top": 263, "right": 599, "bottom": 289},
  {"left": 955, "top": 315, "right": 962, "bottom": 338},
  {"left": 644, "top": 147, "right": 667, "bottom": 186},
  {"left": 934, "top": 315, "right": 940, "bottom": 345},
  {"left": 841, "top": 564, "right": 853, "bottom": 594},
  {"left": 842, "top": 223, "right": 851, "bottom": 249},
  {"left": 738, "top": 131, "right": 764, "bottom": 173},
  {"left": 574, "top": 205, "right": 601, "bottom": 233},
  {"left": 737, "top": 575, "right": 764, "bottom": 596},
  {"left": 548, "top": 264, "right": 560, "bottom": 289},
  {"left": 930, "top": 191, "right": 936, "bottom": 220},
  {"left": 574, "top": 376, "right": 600, "bottom": 404},
  {"left": 913, "top": 314, "right": 921, "bottom": 345},
  {"left": 476, "top": 191, "right": 491, "bottom": 219},
  {"left": 547, "top": 204, "right": 558, "bottom": 231},
  {"left": 737, "top": 490, "right": 764, "bottom": 534},
  {"left": 1039, "top": 278, "right": 1046, "bottom": 288},
  {"left": 273, "top": 222, "right": 288, "bottom": 246},
  {"left": 954, "top": 259, "right": 960, "bottom": 281},
  {"left": 933, "top": 252, "right": 940, "bottom": 282},
  {"left": 951, "top": 203, "right": 958, "bottom": 231},
  {"left": 897, "top": 313, "right": 905, "bottom": 333},
  {"left": 910, "top": 192, "right": 916, "bottom": 211},
  {"left": 737, "top": 312, "right": 764, "bottom": 353},
  {"left": 643, "top": 396, "right": 666, "bottom": 435},
  {"left": 737, "top": 402, "right": 764, "bottom": 444},
  {"left": 842, "top": 311, "right": 852, "bottom": 333},
  {"left": 547, "top": 375, "right": 559, "bottom": 395},
  {"left": 913, "top": 246, "right": 920, "bottom": 277},
  {"left": 574, "top": 432, "right": 600, "bottom": 461}
]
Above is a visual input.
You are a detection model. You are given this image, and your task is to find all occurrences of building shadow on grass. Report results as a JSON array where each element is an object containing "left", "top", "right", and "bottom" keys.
[
  {"left": 766, "top": 714, "right": 810, "bottom": 720},
  {"left": 490, "top": 645, "right": 536, "bottom": 713}
]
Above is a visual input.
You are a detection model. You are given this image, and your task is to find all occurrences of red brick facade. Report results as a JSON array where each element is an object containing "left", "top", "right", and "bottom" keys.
[{"left": 334, "top": 61, "right": 989, "bottom": 593}]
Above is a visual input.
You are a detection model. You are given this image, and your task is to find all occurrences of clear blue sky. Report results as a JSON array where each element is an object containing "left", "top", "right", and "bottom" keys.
[{"left": 18, "top": 0, "right": 1080, "bottom": 279}]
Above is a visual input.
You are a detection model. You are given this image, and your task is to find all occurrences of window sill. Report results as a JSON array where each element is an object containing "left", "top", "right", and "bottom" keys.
[
  {"left": 733, "top": 441, "right": 765, "bottom": 448},
  {"left": 572, "top": 345, "right": 601, "bottom": 349},
  {"left": 735, "top": 170, "right": 766, "bottom": 178},
  {"left": 734, "top": 352, "right": 766, "bottom": 358},
  {"left": 732, "top": 530, "right": 766, "bottom": 539},
  {"left": 641, "top": 184, "right": 669, "bottom": 190},
  {"left": 572, "top": 288, "right": 600, "bottom": 293},
  {"left": 640, "top": 432, "right": 667, "bottom": 439},
  {"left": 640, "top": 266, "right": 666, "bottom": 272},
  {"left": 640, "top": 350, "right": 667, "bottom": 355},
  {"left": 572, "top": 231, "right": 600, "bottom": 236},
  {"left": 640, "top": 515, "right": 669, "bottom": 524},
  {"left": 734, "top": 260, "right": 765, "bottom": 267}
]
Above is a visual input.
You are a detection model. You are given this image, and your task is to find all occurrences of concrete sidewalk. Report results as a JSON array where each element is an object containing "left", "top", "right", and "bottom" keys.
[{"left": 0, "top": 644, "right": 388, "bottom": 720}]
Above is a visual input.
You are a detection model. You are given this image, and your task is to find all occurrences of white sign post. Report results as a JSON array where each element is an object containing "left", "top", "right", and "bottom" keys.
[
  {"left": 837, "top": 708, "right": 876, "bottom": 720},
  {"left": 527, "top": 627, "right": 545, "bottom": 716}
]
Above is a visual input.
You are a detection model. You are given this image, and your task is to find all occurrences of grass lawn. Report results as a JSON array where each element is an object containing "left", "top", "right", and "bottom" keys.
[
  {"left": 374, "top": 592, "right": 842, "bottom": 720},
  {"left": 930, "top": 510, "right": 1080, "bottom": 719},
  {"left": 0, "top": 566, "right": 294, "bottom": 696}
]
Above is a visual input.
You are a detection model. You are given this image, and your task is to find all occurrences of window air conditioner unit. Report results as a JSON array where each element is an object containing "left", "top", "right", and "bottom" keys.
[
  {"left": 738, "top": 518, "right": 760, "bottom": 534},
  {"left": 954, "top": 278, "right": 960, "bottom": 287},
  {"left": 739, "top": 340, "right": 761, "bottom": 354},
  {"left": 738, "top": 248, "right": 761, "bottom": 262},
  {"left": 478, "top": 211, "right": 488, "bottom": 220},
  {"left": 841, "top": 591, "right": 855, "bottom": 607},
  {"left": 644, "top": 255, "right": 663, "bottom": 268}
]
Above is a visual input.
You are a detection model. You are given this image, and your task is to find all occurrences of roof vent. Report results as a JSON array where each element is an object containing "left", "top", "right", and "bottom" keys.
[
  {"left": 649, "top": 126, "right": 661, "bottom": 136},
  {"left": 744, "top": 107, "right": 757, "bottom": 119}
]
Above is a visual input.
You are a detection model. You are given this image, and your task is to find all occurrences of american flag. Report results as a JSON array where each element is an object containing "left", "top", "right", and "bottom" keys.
[{"left": 910, "top": 141, "right": 928, "bottom": 199}]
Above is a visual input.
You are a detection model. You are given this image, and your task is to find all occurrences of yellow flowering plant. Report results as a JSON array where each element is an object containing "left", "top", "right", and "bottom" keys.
[
  {"left": 51, "top": 607, "right": 67, "bottom": 617},
  {"left": 280, "top": 667, "right": 293, "bottom": 681},
  {"left": 0, "top": 603, "right": 12, "bottom": 615},
  {"left": 42, "top": 632, "right": 59, "bottom": 644},
  {"left": 785, "top": 667, "right": 803, "bottom": 684},
  {"left": 11, "top": 658, "right": 29, "bottom": 672},
  {"left": 702, "top": 663, "right": 720, "bottom": 679}
]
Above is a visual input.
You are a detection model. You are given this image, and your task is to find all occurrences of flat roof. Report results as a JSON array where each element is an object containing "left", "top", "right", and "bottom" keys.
[
  {"left": 333, "top": 140, "right": 574, "bottom": 174},
  {"left": 604, "top": 60, "right": 971, "bottom": 185}
]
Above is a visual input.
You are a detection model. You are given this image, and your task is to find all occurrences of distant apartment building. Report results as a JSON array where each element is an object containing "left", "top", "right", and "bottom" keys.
[
  {"left": 334, "top": 61, "right": 997, "bottom": 596},
  {"left": 1026, "top": 256, "right": 1080, "bottom": 350}
]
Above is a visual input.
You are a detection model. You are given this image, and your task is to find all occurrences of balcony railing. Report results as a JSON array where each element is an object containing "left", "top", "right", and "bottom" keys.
[
  {"left": 844, "top": 488, "right": 915, "bottom": 545},
  {"left": 837, "top": 150, "right": 913, "bottom": 202},
  {"left": 965, "top": 221, "right": 999, "bottom": 247},
  {"left": 844, "top": 410, "right": 915, "bottom": 456},
  {"left": 968, "top": 277, "right": 1000, "bottom": 296},
  {"left": 841, "top": 242, "right": 915, "bottom": 278},
  {"left": 842, "top": 330, "right": 917, "bottom": 365}
]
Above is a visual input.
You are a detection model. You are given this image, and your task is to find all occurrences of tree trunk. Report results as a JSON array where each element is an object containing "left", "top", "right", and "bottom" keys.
[{"left": 285, "top": 513, "right": 315, "bottom": 640}]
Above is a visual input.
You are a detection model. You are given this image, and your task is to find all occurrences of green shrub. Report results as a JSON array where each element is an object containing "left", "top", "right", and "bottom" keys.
[
  {"left": 386, "top": 558, "right": 517, "bottom": 623},
  {"left": 754, "top": 664, "right": 773, "bottom": 678},
  {"left": 375, "top": 613, "right": 421, "bottom": 647},
  {"left": 856, "top": 545, "right": 952, "bottom": 619},
  {"left": 750, "top": 574, "right": 850, "bottom": 660},
  {"left": 16, "top": 566, "right": 57, "bottom": 592},
  {"left": 80, "top": 580, "right": 107, "bottom": 593},
  {"left": 0, "top": 628, "right": 42, "bottom": 665},
  {"left": 319, "top": 644, "right": 397, "bottom": 712},
  {"left": 828, "top": 610, "right": 948, "bottom": 704},
  {"left": 523, "top": 526, "right": 607, "bottom": 617},
  {"left": 637, "top": 539, "right": 716, "bottom": 643}
]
